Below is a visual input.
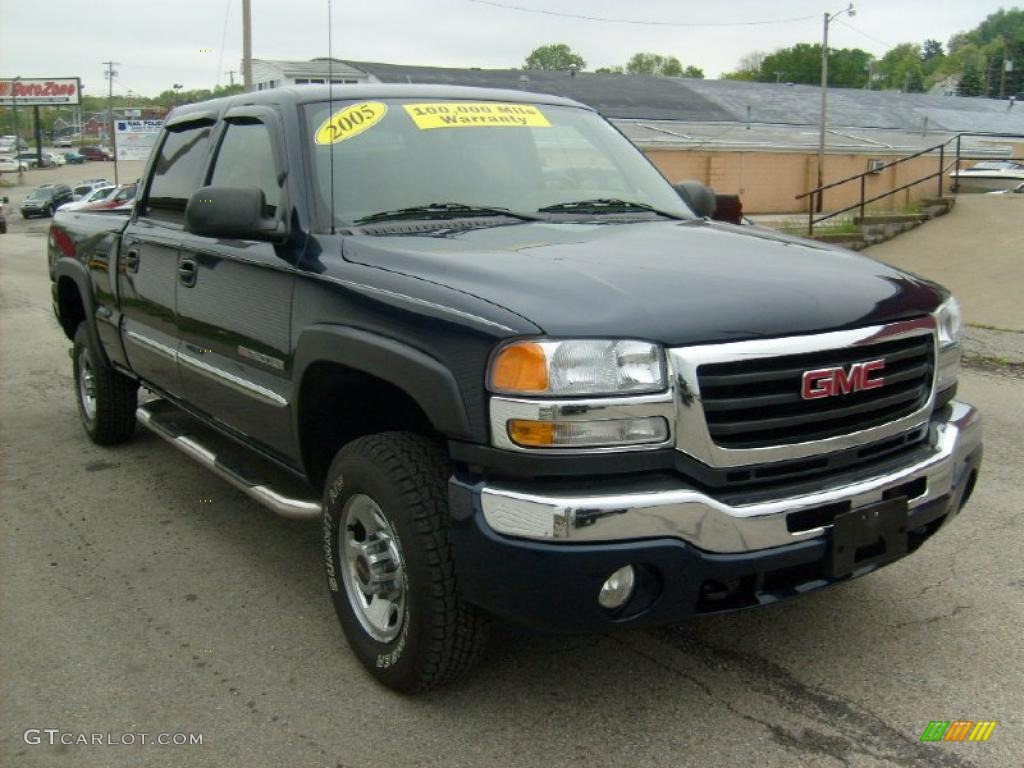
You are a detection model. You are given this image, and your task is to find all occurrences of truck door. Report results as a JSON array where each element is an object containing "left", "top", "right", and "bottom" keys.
[
  {"left": 119, "top": 116, "right": 215, "bottom": 397},
  {"left": 175, "top": 108, "right": 298, "bottom": 460}
]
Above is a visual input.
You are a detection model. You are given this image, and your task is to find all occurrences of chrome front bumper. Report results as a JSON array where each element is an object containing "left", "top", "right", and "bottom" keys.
[{"left": 476, "top": 401, "right": 981, "bottom": 554}]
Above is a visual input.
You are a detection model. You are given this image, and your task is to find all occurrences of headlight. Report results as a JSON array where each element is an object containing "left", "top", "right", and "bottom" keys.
[
  {"left": 488, "top": 339, "right": 666, "bottom": 396},
  {"left": 935, "top": 297, "right": 963, "bottom": 348},
  {"left": 933, "top": 297, "right": 962, "bottom": 393}
]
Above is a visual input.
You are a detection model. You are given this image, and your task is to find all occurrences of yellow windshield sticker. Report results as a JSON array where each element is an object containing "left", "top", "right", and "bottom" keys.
[
  {"left": 315, "top": 101, "right": 388, "bottom": 145},
  {"left": 403, "top": 102, "right": 551, "bottom": 130}
]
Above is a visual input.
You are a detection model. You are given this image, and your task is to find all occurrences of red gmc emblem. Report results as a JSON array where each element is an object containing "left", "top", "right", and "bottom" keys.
[{"left": 801, "top": 360, "right": 886, "bottom": 399}]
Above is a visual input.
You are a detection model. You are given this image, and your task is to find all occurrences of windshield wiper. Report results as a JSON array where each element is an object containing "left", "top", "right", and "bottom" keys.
[
  {"left": 354, "top": 203, "right": 541, "bottom": 225},
  {"left": 537, "top": 198, "right": 684, "bottom": 219}
]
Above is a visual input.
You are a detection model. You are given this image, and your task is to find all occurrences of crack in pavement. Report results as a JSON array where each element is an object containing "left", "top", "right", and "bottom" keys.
[{"left": 615, "top": 628, "right": 976, "bottom": 768}]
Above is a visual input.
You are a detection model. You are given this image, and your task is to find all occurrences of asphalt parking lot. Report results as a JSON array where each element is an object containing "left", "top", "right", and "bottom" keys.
[{"left": 1, "top": 175, "right": 1022, "bottom": 767}]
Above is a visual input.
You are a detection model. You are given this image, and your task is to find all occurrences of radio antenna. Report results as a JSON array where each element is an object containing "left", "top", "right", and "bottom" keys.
[{"left": 327, "top": 0, "right": 336, "bottom": 234}]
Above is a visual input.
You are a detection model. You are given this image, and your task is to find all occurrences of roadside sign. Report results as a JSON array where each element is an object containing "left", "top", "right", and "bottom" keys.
[
  {"left": 115, "top": 119, "right": 163, "bottom": 161},
  {"left": 0, "top": 78, "right": 81, "bottom": 106}
]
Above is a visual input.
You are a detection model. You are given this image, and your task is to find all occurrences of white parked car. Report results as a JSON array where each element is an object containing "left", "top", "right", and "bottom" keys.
[
  {"left": 0, "top": 156, "right": 29, "bottom": 173},
  {"left": 71, "top": 181, "right": 114, "bottom": 201},
  {"left": 987, "top": 181, "right": 1024, "bottom": 195},
  {"left": 58, "top": 185, "right": 117, "bottom": 211},
  {"left": 54, "top": 137, "right": 74, "bottom": 148},
  {"left": 45, "top": 152, "right": 66, "bottom": 167}
]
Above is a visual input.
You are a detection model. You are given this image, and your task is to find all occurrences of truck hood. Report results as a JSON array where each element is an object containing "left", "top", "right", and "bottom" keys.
[{"left": 341, "top": 219, "right": 945, "bottom": 346}]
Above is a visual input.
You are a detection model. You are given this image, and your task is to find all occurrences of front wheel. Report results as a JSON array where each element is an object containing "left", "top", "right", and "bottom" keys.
[
  {"left": 73, "top": 324, "right": 138, "bottom": 444},
  {"left": 322, "top": 432, "right": 488, "bottom": 692}
]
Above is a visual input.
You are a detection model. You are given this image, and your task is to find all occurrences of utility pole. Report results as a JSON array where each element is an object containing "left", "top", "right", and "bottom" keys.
[
  {"left": 903, "top": 71, "right": 912, "bottom": 94},
  {"left": 816, "top": 4, "right": 856, "bottom": 213},
  {"left": 12, "top": 75, "right": 23, "bottom": 184},
  {"left": 103, "top": 60, "right": 120, "bottom": 185},
  {"left": 1000, "top": 43, "right": 1009, "bottom": 99},
  {"left": 242, "top": 0, "right": 253, "bottom": 92},
  {"left": 225, "top": 69, "right": 237, "bottom": 87}
]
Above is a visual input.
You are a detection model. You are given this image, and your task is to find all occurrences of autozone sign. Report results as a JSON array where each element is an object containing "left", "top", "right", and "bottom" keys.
[
  {"left": 0, "top": 78, "right": 81, "bottom": 106},
  {"left": 801, "top": 360, "right": 886, "bottom": 399}
]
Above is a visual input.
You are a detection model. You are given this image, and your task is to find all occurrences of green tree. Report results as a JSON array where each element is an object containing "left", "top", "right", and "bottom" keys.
[
  {"left": 876, "top": 43, "right": 925, "bottom": 91},
  {"left": 723, "top": 51, "right": 765, "bottom": 80},
  {"left": 625, "top": 53, "right": 684, "bottom": 76},
  {"left": 523, "top": 43, "right": 586, "bottom": 71},
  {"left": 958, "top": 63, "right": 985, "bottom": 96},
  {"left": 757, "top": 43, "right": 872, "bottom": 87},
  {"left": 922, "top": 39, "right": 944, "bottom": 61},
  {"left": 683, "top": 65, "right": 705, "bottom": 79}
]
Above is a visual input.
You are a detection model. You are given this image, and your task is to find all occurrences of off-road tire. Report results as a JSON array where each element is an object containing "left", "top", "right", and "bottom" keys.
[
  {"left": 322, "top": 431, "right": 488, "bottom": 692},
  {"left": 73, "top": 324, "right": 137, "bottom": 445}
]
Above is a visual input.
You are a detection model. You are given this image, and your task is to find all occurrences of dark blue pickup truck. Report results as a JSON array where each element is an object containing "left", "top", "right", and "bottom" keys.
[{"left": 48, "top": 85, "right": 981, "bottom": 692}]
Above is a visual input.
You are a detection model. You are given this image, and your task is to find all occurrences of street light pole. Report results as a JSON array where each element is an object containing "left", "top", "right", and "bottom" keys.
[{"left": 816, "top": 3, "right": 856, "bottom": 212}]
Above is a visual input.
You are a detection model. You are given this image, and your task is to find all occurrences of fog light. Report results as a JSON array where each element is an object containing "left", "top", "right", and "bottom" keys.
[{"left": 598, "top": 565, "right": 636, "bottom": 610}]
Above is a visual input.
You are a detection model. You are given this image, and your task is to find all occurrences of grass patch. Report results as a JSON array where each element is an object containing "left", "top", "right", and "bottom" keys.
[{"left": 774, "top": 215, "right": 859, "bottom": 237}]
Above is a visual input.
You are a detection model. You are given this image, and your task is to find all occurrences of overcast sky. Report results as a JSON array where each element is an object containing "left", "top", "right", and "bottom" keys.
[{"left": 0, "top": 0, "right": 1013, "bottom": 96}]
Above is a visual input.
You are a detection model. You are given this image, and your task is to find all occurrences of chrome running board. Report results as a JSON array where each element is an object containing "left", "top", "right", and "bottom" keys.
[{"left": 137, "top": 399, "right": 321, "bottom": 520}]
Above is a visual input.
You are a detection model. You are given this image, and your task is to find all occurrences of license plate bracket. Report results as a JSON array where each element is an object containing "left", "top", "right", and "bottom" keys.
[{"left": 828, "top": 497, "right": 909, "bottom": 578}]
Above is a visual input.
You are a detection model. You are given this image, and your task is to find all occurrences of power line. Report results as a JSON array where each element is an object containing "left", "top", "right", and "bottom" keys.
[
  {"left": 216, "top": 0, "right": 232, "bottom": 86},
  {"left": 467, "top": 0, "right": 818, "bottom": 27},
  {"left": 833, "top": 19, "right": 894, "bottom": 51}
]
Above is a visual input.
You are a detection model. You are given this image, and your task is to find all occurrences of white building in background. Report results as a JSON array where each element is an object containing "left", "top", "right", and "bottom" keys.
[{"left": 249, "top": 58, "right": 370, "bottom": 90}]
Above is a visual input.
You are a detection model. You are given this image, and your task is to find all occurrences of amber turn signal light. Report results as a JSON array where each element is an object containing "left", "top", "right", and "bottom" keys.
[
  {"left": 507, "top": 419, "right": 556, "bottom": 447},
  {"left": 490, "top": 342, "right": 549, "bottom": 393}
]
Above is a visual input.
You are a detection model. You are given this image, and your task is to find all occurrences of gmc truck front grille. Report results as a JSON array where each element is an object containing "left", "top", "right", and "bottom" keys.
[{"left": 697, "top": 334, "right": 935, "bottom": 449}]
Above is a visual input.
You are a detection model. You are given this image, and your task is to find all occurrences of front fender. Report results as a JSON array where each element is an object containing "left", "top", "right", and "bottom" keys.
[{"left": 292, "top": 324, "right": 475, "bottom": 442}]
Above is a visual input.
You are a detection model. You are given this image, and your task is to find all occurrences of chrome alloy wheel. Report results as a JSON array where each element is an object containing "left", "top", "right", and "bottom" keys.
[
  {"left": 77, "top": 348, "right": 97, "bottom": 421},
  {"left": 339, "top": 493, "right": 406, "bottom": 642}
]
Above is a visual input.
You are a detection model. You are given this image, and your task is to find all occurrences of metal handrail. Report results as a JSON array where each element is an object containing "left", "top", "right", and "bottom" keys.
[{"left": 796, "top": 131, "right": 1024, "bottom": 235}]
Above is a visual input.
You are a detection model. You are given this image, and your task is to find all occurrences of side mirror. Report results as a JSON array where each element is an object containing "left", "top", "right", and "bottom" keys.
[
  {"left": 184, "top": 186, "right": 285, "bottom": 241},
  {"left": 673, "top": 181, "right": 717, "bottom": 219}
]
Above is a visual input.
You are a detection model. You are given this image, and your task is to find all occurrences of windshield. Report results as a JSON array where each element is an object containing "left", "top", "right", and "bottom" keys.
[
  {"left": 304, "top": 99, "right": 693, "bottom": 226},
  {"left": 27, "top": 190, "right": 49, "bottom": 200}
]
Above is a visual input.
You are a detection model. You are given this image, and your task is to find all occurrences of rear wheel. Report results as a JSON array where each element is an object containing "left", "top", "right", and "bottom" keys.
[
  {"left": 322, "top": 432, "right": 488, "bottom": 692},
  {"left": 73, "top": 324, "right": 138, "bottom": 444}
]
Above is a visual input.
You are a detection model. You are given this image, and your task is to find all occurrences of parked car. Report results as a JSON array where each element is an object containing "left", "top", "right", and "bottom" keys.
[
  {"left": 72, "top": 182, "right": 114, "bottom": 201},
  {"left": 70, "top": 181, "right": 115, "bottom": 202},
  {"left": 45, "top": 152, "right": 66, "bottom": 167},
  {"left": 0, "top": 195, "right": 8, "bottom": 233},
  {"left": 20, "top": 184, "right": 73, "bottom": 218},
  {"left": 1, "top": 137, "right": 29, "bottom": 152},
  {"left": 987, "top": 181, "right": 1024, "bottom": 195},
  {"left": 48, "top": 86, "right": 980, "bottom": 693},
  {"left": 58, "top": 186, "right": 117, "bottom": 212},
  {"left": 0, "top": 156, "right": 29, "bottom": 173},
  {"left": 16, "top": 151, "right": 56, "bottom": 169},
  {"left": 54, "top": 137, "right": 74, "bottom": 148},
  {"left": 78, "top": 146, "right": 114, "bottom": 161},
  {"left": 63, "top": 152, "right": 87, "bottom": 165},
  {"left": 80, "top": 182, "right": 137, "bottom": 211}
]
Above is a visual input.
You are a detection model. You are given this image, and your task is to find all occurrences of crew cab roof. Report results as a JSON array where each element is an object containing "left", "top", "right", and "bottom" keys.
[{"left": 166, "top": 83, "right": 593, "bottom": 123}]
